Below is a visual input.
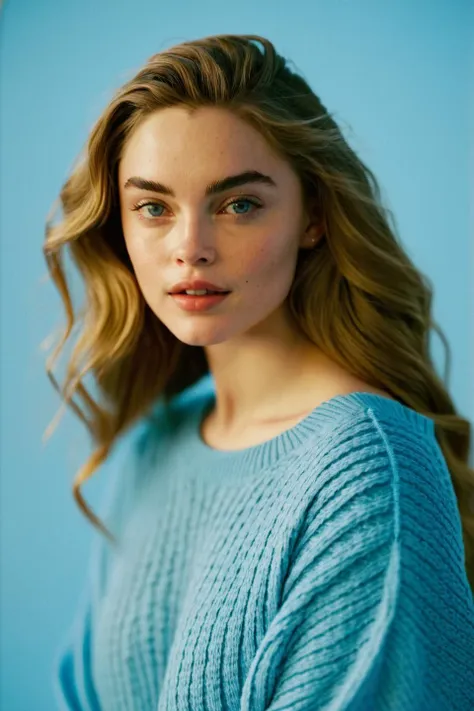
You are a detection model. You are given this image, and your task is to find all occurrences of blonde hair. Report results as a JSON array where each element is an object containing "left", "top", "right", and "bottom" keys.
[{"left": 43, "top": 33, "right": 474, "bottom": 591}]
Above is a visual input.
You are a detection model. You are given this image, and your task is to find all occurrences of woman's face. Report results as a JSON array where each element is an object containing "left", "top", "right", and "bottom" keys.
[{"left": 118, "top": 105, "right": 318, "bottom": 348}]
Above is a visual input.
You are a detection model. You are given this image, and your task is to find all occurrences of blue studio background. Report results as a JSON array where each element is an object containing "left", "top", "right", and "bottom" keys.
[{"left": 0, "top": 0, "right": 472, "bottom": 709}]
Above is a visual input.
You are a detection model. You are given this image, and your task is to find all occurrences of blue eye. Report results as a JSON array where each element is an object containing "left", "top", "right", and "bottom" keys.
[
  {"left": 143, "top": 203, "right": 165, "bottom": 218},
  {"left": 130, "top": 201, "right": 166, "bottom": 220},
  {"left": 222, "top": 197, "right": 262, "bottom": 216}
]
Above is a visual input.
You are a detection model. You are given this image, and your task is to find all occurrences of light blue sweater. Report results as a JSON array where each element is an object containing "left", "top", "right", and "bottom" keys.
[{"left": 53, "top": 375, "right": 474, "bottom": 710}]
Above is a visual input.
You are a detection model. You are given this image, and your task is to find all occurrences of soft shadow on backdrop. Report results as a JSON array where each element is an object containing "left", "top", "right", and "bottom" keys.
[{"left": 0, "top": 0, "right": 472, "bottom": 709}]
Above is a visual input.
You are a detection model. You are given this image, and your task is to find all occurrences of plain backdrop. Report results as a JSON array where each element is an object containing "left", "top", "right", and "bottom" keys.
[{"left": 0, "top": 0, "right": 473, "bottom": 708}]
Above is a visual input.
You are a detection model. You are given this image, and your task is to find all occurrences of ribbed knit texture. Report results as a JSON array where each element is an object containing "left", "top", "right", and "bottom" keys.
[{"left": 53, "top": 374, "right": 474, "bottom": 710}]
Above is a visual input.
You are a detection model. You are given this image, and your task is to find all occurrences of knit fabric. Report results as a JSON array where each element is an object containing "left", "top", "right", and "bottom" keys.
[{"left": 53, "top": 374, "right": 474, "bottom": 710}]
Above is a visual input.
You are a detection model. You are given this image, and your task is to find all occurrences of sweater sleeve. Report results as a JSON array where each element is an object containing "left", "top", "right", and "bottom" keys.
[
  {"left": 240, "top": 428, "right": 407, "bottom": 711},
  {"left": 51, "top": 419, "right": 156, "bottom": 710},
  {"left": 53, "top": 533, "right": 106, "bottom": 711}
]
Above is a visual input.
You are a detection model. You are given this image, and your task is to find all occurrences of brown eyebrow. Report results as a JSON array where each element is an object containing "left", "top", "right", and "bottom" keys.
[{"left": 123, "top": 170, "right": 277, "bottom": 197}]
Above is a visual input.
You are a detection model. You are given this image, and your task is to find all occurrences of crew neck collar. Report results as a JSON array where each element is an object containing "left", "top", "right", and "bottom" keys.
[{"left": 181, "top": 388, "right": 435, "bottom": 479}]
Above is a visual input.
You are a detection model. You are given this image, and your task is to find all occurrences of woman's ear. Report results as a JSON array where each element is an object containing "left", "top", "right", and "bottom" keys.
[
  {"left": 299, "top": 215, "right": 326, "bottom": 250},
  {"left": 299, "top": 187, "right": 326, "bottom": 249}
]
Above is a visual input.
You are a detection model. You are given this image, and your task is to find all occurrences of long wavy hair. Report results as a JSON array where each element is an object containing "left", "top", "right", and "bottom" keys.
[{"left": 43, "top": 33, "right": 474, "bottom": 591}]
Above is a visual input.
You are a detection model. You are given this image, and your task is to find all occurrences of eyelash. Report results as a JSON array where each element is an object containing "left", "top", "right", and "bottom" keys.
[{"left": 130, "top": 196, "right": 263, "bottom": 222}]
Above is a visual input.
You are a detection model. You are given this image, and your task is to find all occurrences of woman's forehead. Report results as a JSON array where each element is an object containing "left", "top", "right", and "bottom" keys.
[{"left": 118, "top": 107, "right": 299, "bottom": 195}]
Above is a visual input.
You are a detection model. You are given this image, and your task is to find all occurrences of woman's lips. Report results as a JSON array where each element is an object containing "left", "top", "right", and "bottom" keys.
[{"left": 170, "top": 292, "right": 231, "bottom": 312}]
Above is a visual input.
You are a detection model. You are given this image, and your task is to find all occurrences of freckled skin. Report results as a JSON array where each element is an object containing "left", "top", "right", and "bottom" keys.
[
  {"left": 118, "top": 106, "right": 321, "bottom": 350},
  {"left": 117, "top": 105, "right": 350, "bottom": 433}
]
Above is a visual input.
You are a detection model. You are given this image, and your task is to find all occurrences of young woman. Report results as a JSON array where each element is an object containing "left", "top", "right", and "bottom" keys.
[{"left": 45, "top": 33, "right": 474, "bottom": 711}]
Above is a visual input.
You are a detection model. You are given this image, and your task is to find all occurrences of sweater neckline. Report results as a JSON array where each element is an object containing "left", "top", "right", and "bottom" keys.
[{"left": 184, "top": 388, "right": 436, "bottom": 478}]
